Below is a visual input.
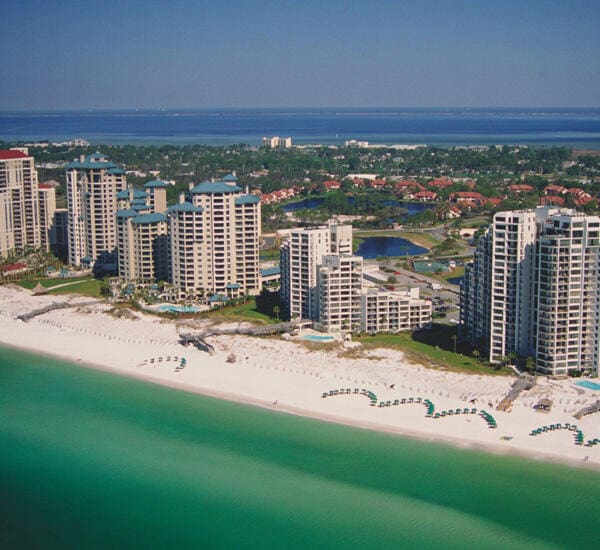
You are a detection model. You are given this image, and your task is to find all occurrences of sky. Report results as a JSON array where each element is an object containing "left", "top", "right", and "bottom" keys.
[{"left": 1, "top": 0, "right": 599, "bottom": 110}]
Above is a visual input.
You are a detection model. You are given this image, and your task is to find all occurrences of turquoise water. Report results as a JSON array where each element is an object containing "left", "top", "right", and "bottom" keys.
[
  {"left": 303, "top": 334, "right": 335, "bottom": 342},
  {"left": 158, "top": 304, "right": 201, "bottom": 313},
  {"left": 575, "top": 380, "right": 600, "bottom": 391},
  {"left": 0, "top": 346, "right": 598, "bottom": 549}
]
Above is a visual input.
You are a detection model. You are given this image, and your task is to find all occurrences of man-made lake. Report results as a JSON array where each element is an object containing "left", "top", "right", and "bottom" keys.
[
  {"left": 282, "top": 197, "right": 432, "bottom": 215},
  {"left": 356, "top": 237, "right": 428, "bottom": 258}
]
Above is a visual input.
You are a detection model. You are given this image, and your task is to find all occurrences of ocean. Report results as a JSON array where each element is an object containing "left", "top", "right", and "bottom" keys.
[
  {"left": 1, "top": 108, "right": 600, "bottom": 148},
  {"left": 1, "top": 346, "right": 597, "bottom": 549}
]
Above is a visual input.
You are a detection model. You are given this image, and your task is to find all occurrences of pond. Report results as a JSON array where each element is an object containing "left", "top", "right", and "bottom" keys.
[{"left": 355, "top": 237, "right": 428, "bottom": 259}]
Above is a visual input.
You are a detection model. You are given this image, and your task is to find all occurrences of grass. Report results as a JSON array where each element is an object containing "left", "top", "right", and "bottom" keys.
[
  {"left": 259, "top": 248, "right": 280, "bottom": 261},
  {"left": 353, "top": 324, "right": 510, "bottom": 376},
  {"left": 430, "top": 266, "right": 465, "bottom": 283},
  {"left": 16, "top": 276, "right": 92, "bottom": 290},
  {"left": 46, "top": 279, "right": 103, "bottom": 298},
  {"left": 204, "top": 298, "right": 277, "bottom": 325}
]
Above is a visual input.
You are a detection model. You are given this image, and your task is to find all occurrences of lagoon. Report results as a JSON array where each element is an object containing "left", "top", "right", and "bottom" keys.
[{"left": 356, "top": 236, "right": 428, "bottom": 258}]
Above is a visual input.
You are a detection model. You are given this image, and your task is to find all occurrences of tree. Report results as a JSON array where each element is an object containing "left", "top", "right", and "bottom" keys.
[
  {"left": 525, "top": 356, "right": 536, "bottom": 373},
  {"left": 451, "top": 334, "right": 457, "bottom": 354},
  {"left": 472, "top": 349, "right": 480, "bottom": 362},
  {"left": 273, "top": 304, "right": 280, "bottom": 321}
]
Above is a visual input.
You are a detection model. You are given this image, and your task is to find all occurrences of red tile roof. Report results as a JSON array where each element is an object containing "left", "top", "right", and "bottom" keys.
[
  {"left": 0, "top": 262, "right": 27, "bottom": 272},
  {"left": 0, "top": 150, "right": 29, "bottom": 160},
  {"left": 38, "top": 183, "right": 52, "bottom": 189},
  {"left": 540, "top": 195, "right": 565, "bottom": 206}
]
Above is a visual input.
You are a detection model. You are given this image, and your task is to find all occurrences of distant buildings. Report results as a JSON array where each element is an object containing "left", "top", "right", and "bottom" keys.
[
  {"left": 460, "top": 206, "right": 600, "bottom": 376},
  {"left": 280, "top": 225, "right": 431, "bottom": 334},
  {"left": 262, "top": 136, "right": 292, "bottom": 149}
]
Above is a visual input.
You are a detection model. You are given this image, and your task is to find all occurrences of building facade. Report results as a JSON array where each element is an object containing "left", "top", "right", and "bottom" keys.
[
  {"left": 0, "top": 149, "right": 41, "bottom": 257},
  {"left": 38, "top": 183, "right": 56, "bottom": 251},
  {"left": 460, "top": 206, "right": 600, "bottom": 376},
  {"left": 361, "top": 287, "right": 432, "bottom": 333},
  {"left": 66, "top": 153, "right": 127, "bottom": 269}
]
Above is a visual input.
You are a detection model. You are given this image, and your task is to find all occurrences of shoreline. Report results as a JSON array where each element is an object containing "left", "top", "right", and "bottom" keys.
[{"left": 1, "top": 285, "right": 599, "bottom": 472}]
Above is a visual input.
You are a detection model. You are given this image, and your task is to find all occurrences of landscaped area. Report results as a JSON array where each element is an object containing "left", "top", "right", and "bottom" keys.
[
  {"left": 16, "top": 276, "right": 103, "bottom": 298},
  {"left": 353, "top": 324, "right": 509, "bottom": 375}
]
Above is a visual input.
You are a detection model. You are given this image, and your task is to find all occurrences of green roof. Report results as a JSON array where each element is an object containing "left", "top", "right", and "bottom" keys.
[
  {"left": 226, "top": 283, "right": 241, "bottom": 289},
  {"left": 132, "top": 213, "right": 167, "bottom": 225},
  {"left": 107, "top": 168, "right": 125, "bottom": 175},
  {"left": 116, "top": 209, "right": 139, "bottom": 219},
  {"left": 144, "top": 180, "right": 169, "bottom": 188},
  {"left": 166, "top": 202, "right": 204, "bottom": 214},
  {"left": 66, "top": 160, "right": 117, "bottom": 170},
  {"left": 223, "top": 173, "right": 237, "bottom": 182},
  {"left": 132, "top": 204, "right": 151, "bottom": 212},
  {"left": 235, "top": 195, "right": 260, "bottom": 205},
  {"left": 190, "top": 181, "right": 242, "bottom": 194}
]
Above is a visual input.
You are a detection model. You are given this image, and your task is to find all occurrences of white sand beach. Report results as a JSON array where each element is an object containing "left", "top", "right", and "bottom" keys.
[{"left": 1, "top": 285, "right": 599, "bottom": 470}]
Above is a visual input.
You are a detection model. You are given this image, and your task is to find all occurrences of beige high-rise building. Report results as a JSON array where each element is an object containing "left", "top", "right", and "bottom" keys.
[
  {"left": 316, "top": 254, "right": 364, "bottom": 333},
  {"left": 181, "top": 177, "right": 261, "bottom": 298},
  {"left": 116, "top": 182, "right": 169, "bottom": 282},
  {"left": 279, "top": 225, "right": 352, "bottom": 321},
  {"left": 361, "top": 287, "right": 432, "bottom": 333},
  {"left": 38, "top": 184, "right": 56, "bottom": 252},
  {"left": 461, "top": 206, "right": 600, "bottom": 376},
  {"left": 0, "top": 149, "right": 41, "bottom": 257},
  {"left": 66, "top": 153, "right": 126, "bottom": 269}
]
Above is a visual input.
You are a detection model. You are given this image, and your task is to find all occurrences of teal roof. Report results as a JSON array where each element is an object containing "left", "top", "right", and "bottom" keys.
[
  {"left": 260, "top": 266, "right": 280, "bottom": 277},
  {"left": 235, "top": 195, "right": 260, "bottom": 205},
  {"left": 132, "top": 204, "right": 151, "bottom": 212},
  {"left": 88, "top": 152, "right": 110, "bottom": 162},
  {"left": 116, "top": 209, "right": 138, "bottom": 219},
  {"left": 223, "top": 174, "right": 237, "bottom": 182},
  {"left": 132, "top": 213, "right": 167, "bottom": 225},
  {"left": 226, "top": 283, "right": 241, "bottom": 289},
  {"left": 144, "top": 180, "right": 169, "bottom": 188},
  {"left": 190, "top": 181, "right": 242, "bottom": 194},
  {"left": 116, "top": 188, "right": 146, "bottom": 200},
  {"left": 131, "top": 197, "right": 147, "bottom": 205},
  {"left": 209, "top": 294, "right": 227, "bottom": 302},
  {"left": 66, "top": 160, "right": 117, "bottom": 170},
  {"left": 107, "top": 168, "right": 125, "bottom": 175},
  {"left": 166, "top": 202, "right": 204, "bottom": 214}
]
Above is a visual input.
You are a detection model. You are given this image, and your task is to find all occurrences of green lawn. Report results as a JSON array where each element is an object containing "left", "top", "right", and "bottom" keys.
[
  {"left": 205, "top": 298, "right": 277, "bottom": 325},
  {"left": 353, "top": 324, "right": 509, "bottom": 376},
  {"left": 47, "top": 279, "right": 103, "bottom": 298},
  {"left": 17, "top": 276, "right": 95, "bottom": 290},
  {"left": 431, "top": 266, "right": 465, "bottom": 282}
]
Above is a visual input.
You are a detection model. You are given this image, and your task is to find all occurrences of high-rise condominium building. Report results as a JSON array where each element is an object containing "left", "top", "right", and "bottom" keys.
[
  {"left": 116, "top": 184, "right": 169, "bottom": 282},
  {"left": 0, "top": 149, "right": 41, "bottom": 257},
  {"left": 38, "top": 183, "right": 56, "bottom": 252},
  {"left": 66, "top": 153, "right": 126, "bottom": 269},
  {"left": 280, "top": 224, "right": 432, "bottom": 333},
  {"left": 460, "top": 206, "right": 600, "bottom": 376},
  {"left": 280, "top": 225, "right": 353, "bottom": 321},
  {"left": 168, "top": 175, "right": 261, "bottom": 298}
]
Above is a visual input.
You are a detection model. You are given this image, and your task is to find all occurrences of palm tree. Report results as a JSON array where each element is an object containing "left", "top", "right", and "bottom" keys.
[
  {"left": 272, "top": 305, "right": 280, "bottom": 321},
  {"left": 451, "top": 334, "right": 457, "bottom": 354},
  {"left": 472, "top": 349, "right": 480, "bottom": 362}
]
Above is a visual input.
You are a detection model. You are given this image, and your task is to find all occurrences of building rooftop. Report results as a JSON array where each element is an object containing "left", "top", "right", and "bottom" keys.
[
  {"left": 191, "top": 181, "right": 242, "bottom": 194},
  {"left": 116, "top": 188, "right": 147, "bottom": 200},
  {"left": 132, "top": 213, "right": 167, "bottom": 225},
  {"left": 166, "top": 202, "right": 204, "bottom": 213},
  {"left": 116, "top": 209, "right": 139, "bottom": 219},
  {"left": 235, "top": 195, "right": 260, "bottom": 205},
  {"left": 223, "top": 173, "right": 237, "bottom": 182},
  {"left": 0, "top": 150, "right": 29, "bottom": 160},
  {"left": 144, "top": 180, "right": 169, "bottom": 188},
  {"left": 260, "top": 266, "right": 280, "bottom": 277}
]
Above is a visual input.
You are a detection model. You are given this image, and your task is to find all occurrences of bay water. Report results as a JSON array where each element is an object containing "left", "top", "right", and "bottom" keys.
[{"left": 1, "top": 346, "right": 597, "bottom": 549}]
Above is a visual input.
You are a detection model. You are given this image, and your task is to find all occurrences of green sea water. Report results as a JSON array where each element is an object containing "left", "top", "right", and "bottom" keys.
[{"left": 0, "top": 347, "right": 598, "bottom": 549}]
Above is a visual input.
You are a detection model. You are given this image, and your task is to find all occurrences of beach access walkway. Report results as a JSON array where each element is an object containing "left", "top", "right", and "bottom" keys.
[
  {"left": 17, "top": 300, "right": 102, "bottom": 322},
  {"left": 497, "top": 375, "right": 536, "bottom": 412}
]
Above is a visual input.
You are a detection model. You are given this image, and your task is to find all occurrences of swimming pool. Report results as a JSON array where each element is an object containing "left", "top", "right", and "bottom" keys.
[
  {"left": 302, "top": 334, "right": 335, "bottom": 342},
  {"left": 157, "top": 305, "right": 201, "bottom": 313},
  {"left": 575, "top": 380, "right": 600, "bottom": 391}
]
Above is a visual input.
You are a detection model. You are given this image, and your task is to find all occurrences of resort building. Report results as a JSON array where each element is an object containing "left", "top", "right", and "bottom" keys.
[
  {"left": 280, "top": 225, "right": 352, "bottom": 321},
  {"left": 280, "top": 224, "right": 432, "bottom": 334},
  {"left": 116, "top": 184, "right": 169, "bottom": 282},
  {"left": 52, "top": 208, "right": 69, "bottom": 259},
  {"left": 38, "top": 183, "right": 56, "bottom": 252},
  {"left": 66, "top": 153, "right": 127, "bottom": 269},
  {"left": 460, "top": 206, "right": 600, "bottom": 376},
  {"left": 0, "top": 148, "right": 41, "bottom": 257},
  {"left": 361, "top": 287, "right": 432, "bottom": 333},
  {"left": 315, "top": 254, "right": 364, "bottom": 332}
]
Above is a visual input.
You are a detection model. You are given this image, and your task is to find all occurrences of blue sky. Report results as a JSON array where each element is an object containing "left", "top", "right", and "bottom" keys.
[{"left": 1, "top": 0, "right": 599, "bottom": 109}]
